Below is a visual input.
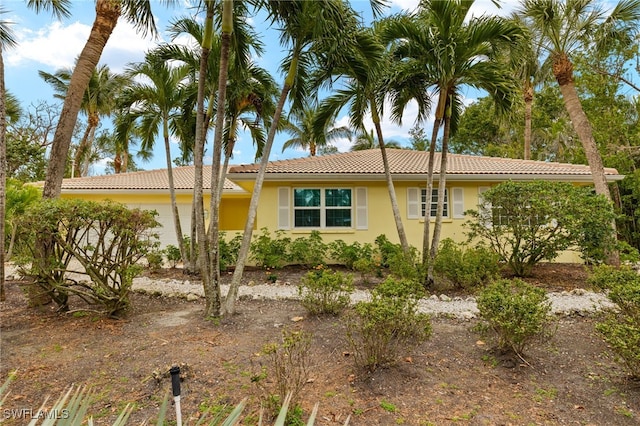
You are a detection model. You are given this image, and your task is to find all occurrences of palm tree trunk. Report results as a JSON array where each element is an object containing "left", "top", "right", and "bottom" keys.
[
  {"left": 73, "top": 123, "right": 93, "bottom": 177},
  {"left": 555, "top": 55, "right": 617, "bottom": 264},
  {"left": 429, "top": 96, "right": 452, "bottom": 266},
  {"left": 0, "top": 46, "right": 6, "bottom": 301},
  {"left": 206, "top": 0, "right": 234, "bottom": 318},
  {"left": 223, "top": 55, "right": 297, "bottom": 316},
  {"left": 422, "top": 93, "right": 446, "bottom": 281},
  {"left": 523, "top": 83, "right": 533, "bottom": 160},
  {"left": 370, "top": 99, "right": 409, "bottom": 254},
  {"left": 556, "top": 81, "right": 611, "bottom": 199},
  {"left": 163, "top": 118, "right": 186, "bottom": 272},
  {"left": 43, "top": 0, "right": 120, "bottom": 198},
  {"left": 193, "top": 0, "right": 214, "bottom": 303}
]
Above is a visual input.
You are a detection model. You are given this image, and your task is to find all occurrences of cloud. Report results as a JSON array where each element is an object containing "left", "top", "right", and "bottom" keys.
[
  {"left": 7, "top": 18, "right": 160, "bottom": 72},
  {"left": 388, "top": 0, "right": 420, "bottom": 12}
]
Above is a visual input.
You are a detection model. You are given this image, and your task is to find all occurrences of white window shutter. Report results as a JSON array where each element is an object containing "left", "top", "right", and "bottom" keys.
[
  {"left": 355, "top": 187, "right": 368, "bottom": 230},
  {"left": 407, "top": 187, "right": 420, "bottom": 219},
  {"left": 277, "top": 187, "right": 290, "bottom": 230},
  {"left": 478, "top": 186, "right": 491, "bottom": 209},
  {"left": 478, "top": 186, "right": 492, "bottom": 227},
  {"left": 452, "top": 187, "right": 465, "bottom": 219}
]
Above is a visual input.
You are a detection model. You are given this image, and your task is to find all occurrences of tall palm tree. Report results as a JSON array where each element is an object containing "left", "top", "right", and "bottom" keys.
[
  {"left": 504, "top": 15, "right": 551, "bottom": 161},
  {"left": 311, "top": 25, "right": 413, "bottom": 253},
  {"left": 518, "top": 0, "right": 640, "bottom": 199},
  {"left": 30, "top": 0, "right": 175, "bottom": 198},
  {"left": 39, "top": 64, "right": 129, "bottom": 176},
  {"left": 381, "top": 0, "right": 522, "bottom": 283},
  {"left": 120, "top": 52, "right": 190, "bottom": 266},
  {"left": 224, "top": 0, "right": 365, "bottom": 315},
  {"left": 0, "top": 5, "right": 18, "bottom": 301},
  {"left": 282, "top": 100, "right": 352, "bottom": 156},
  {"left": 350, "top": 128, "right": 402, "bottom": 151},
  {"left": 159, "top": 2, "right": 268, "bottom": 317}
]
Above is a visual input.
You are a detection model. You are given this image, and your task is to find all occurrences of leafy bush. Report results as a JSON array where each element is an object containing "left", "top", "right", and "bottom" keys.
[
  {"left": 256, "top": 330, "right": 313, "bottom": 419},
  {"left": 328, "top": 239, "right": 374, "bottom": 270},
  {"left": 288, "top": 231, "right": 328, "bottom": 268},
  {"left": 476, "top": 279, "right": 553, "bottom": 354},
  {"left": 298, "top": 267, "right": 354, "bottom": 315},
  {"left": 250, "top": 228, "right": 291, "bottom": 269},
  {"left": 219, "top": 232, "right": 242, "bottom": 271},
  {"left": 346, "top": 277, "right": 432, "bottom": 372},
  {"left": 385, "top": 245, "right": 423, "bottom": 283},
  {"left": 374, "top": 234, "right": 403, "bottom": 268},
  {"left": 352, "top": 256, "right": 382, "bottom": 283},
  {"left": 589, "top": 266, "right": 640, "bottom": 378},
  {"left": 465, "top": 181, "right": 616, "bottom": 276},
  {"left": 164, "top": 244, "right": 182, "bottom": 268},
  {"left": 433, "top": 238, "right": 500, "bottom": 289},
  {"left": 146, "top": 249, "right": 164, "bottom": 271},
  {"left": 16, "top": 198, "right": 159, "bottom": 317}
]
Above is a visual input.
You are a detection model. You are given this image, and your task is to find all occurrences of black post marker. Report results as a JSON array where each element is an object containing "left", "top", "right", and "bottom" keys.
[{"left": 170, "top": 366, "right": 182, "bottom": 426}]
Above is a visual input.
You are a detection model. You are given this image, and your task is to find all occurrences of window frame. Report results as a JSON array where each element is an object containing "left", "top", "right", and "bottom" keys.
[{"left": 292, "top": 187, "right": 354, "bottom": 229}]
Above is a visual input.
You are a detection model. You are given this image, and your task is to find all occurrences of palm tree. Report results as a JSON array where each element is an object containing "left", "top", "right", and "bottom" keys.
[
  {"left": 0, "top": 5, "right": 18, "bottom": 301},
  {"left": 223, "top": 0, "right": 365, "bottom": 315},
  {"left": 312, "top": 25, "right": 413, "bottom": 253},
  {"left": 504, "top": 15, "right": 550, "bottom": 161},
  {"left": 39, "top": 64, "right": 129, "bottom": 176},
  {"left": 120, "top": 52, "right": 190, "bottom": 267},
  {"left": 282, "top": 100, "right": 352, "bottom": 156},
  {"left": 381, "top": 0, "right": 523, "bottom": 283},
  {"left": 158, "top": 2, "right": 270, "bottom": 317},
  {"left": 350, "top": 128, "right": 402, "bottom": 151},
  {"left": 518, "top": 0, "right": 640, "bottom": 199},
  {"left": 30, "top": 0, "right": 175, "bottom": 198}
]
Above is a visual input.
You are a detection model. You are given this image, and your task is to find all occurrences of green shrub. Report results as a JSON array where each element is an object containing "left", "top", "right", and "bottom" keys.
[
  {"left": 146, "top": 249, "right": 164, "bottom": 271},
  {"left": 465, "top": 181, "right": 615, "bottom": 276},
  {"left": 476, "top": 279, "right": 553, "bottom": 354},
  {"left": 256, "top": 330, "right": 313, "bottom": 417},
  {"left": 374, "top": 234, "right": 403, "bottom": 268},
  {"left": 346, "top": 277, "right": 431, "bottom": 372},
  {"left": 250, "top": 228, "right": 291, "bottom": 269},
  {"left": 589, "top": 265, "right": 640, "bottom": 378},
  {"left": 288, "top": 231, "right": 328, "bottom": 268},
  {"left": 328, "top": 240, "right": 374, "bottom": 270},
  {"left": 352, "top": 256, "right": 381, "bottom": 283},
  {"left": 164, "top": 244, "right": 182, "bottom": 268},
  {"left": 433, "top": 238, "right": 500, "bottom": 290},
  {"left": 220, "top": 232, "right": 242, "bottom": 271},
  {"left": 298, "top": 267, "right": 354, "bottom": 315},
  {"left": 386, "top": 245, "right": 424, "bottom": 283},
  {"left": 16, "top": 198, "right": 159, "bottom": 317}
]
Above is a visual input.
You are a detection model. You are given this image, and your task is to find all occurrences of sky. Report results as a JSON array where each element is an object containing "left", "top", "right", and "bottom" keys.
[{"left": 4, "top": 0, "right": 511, "bottom": 175}]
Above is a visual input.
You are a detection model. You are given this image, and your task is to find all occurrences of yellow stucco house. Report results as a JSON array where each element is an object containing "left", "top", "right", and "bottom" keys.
[{"left": 59, "top": 149, "right": 622, "bottom": 262}]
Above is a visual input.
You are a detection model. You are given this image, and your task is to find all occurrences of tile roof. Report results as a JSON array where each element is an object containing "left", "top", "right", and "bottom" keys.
[
  {"left": 58, "top": 166, "right": 243, "bottom": 191},
  {"left": 227, "top": 149, "right": 622, "bottom": 180},
  {"left": 55, "top": 150, "right": 623, "bottom": 192}
]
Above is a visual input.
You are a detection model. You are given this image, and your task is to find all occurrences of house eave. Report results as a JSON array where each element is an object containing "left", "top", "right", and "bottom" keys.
[{"left": 226, "top": 172, "right": 625, "bottom": 183}]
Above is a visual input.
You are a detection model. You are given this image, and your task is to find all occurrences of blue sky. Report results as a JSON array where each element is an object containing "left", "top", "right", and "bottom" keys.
[{"left": 4, "top": 0, "right": 511, "bottom": 174}]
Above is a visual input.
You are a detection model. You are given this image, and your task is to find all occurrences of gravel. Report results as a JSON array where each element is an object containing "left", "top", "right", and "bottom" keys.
[{"left": 131, "top": 276, "right": 614, "bottom": 319}]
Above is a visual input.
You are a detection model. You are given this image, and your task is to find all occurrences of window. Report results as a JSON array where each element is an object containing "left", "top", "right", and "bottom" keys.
[
  {"left": 293, "top": 188, "right": 352, "bottom": 228},
  {"left": 408, "top": 187, "right": 449, "bottom": 219}
]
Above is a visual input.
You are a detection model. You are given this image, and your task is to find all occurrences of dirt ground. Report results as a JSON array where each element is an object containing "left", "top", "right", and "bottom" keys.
[{"left": 1, "top": 263, "right": 639, "bottom": 425}]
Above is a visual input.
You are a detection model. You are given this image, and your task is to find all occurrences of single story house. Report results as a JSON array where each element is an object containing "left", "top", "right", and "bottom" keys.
[{"left": 59, "top": 149, "right": 623, "bottom": 263}]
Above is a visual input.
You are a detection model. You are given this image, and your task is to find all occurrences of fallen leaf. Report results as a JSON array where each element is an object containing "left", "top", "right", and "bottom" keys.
[{"left": 291, "top": 316, "right": 304, "bottom": 322}]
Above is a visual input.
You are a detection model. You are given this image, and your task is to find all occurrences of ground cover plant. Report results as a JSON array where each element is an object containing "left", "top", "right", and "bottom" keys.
[{"left": 2, "top": 263, "right": 639, "bottom": 425}]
